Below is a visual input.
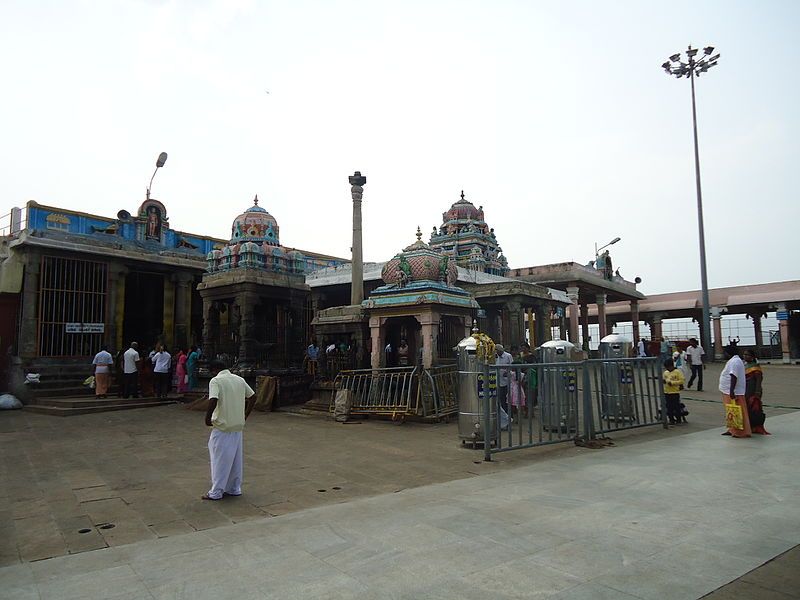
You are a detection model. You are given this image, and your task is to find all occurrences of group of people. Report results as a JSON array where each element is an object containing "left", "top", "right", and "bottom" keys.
[
  {"left": 91, "top": 342, "right": 201, "bottom": 399},
  {"left": 660, "top": 337, "right": 770, "bottom": 436},
  {"left": 495, "top": 343, "right": 537, "bottom": 419}
]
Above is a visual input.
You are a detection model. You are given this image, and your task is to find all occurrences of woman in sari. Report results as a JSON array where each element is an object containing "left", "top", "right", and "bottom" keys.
[
  {"left": 743, "top": 349, "right": 770, "bottom": 435},
  {"left": 175, "top": 348, "right": 188, "bottom": 394},
  {"left": 186, "top": 346, "right": 200, "bottom": 391}
]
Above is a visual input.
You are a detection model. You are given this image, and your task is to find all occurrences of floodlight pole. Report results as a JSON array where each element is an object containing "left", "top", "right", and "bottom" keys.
[
  {"left": 663, "top": 45, "right": 718, "bottom": 359},
  {"left": 689, "top": 66, "right": 713, "bottom": 360}
]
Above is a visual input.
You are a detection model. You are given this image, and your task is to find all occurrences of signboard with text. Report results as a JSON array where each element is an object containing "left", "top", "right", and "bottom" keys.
[{"left": 65, "top": 323, "right": 105, "bottom": 333}]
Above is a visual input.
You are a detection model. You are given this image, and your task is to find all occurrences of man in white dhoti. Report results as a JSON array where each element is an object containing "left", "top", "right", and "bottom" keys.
[{"left": 202, "top": 362, "right": 256, "bottom": 501}]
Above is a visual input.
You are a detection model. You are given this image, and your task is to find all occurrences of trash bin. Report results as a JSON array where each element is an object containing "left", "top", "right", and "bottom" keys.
[
  {"left": 457, "top": 334, "right": 497, "bottom": 445},
  {"left": 598, "top": 334, "right": 635, "bottom": 421},
  {"left": 537, "top": 340, "right": 579, "bottom": 432}
]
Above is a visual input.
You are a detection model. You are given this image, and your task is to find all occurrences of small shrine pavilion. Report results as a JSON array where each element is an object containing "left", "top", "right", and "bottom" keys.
[
  {"left": 362, "top": 228, "right": 479, "bottom": 369},
  {"left": 198, "top": 196, "right": 311, "bottom": 372}
]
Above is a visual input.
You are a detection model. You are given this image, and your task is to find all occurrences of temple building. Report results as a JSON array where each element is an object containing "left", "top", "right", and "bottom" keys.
[
  {"left": 428, "top": 191, "right": 509, "bottom": 276},
  {"left": 199, "top": 197, "right": 311, "bottom": 372},
  {"left": 0, "top": 198, "right": 345, "bottom": 397}
]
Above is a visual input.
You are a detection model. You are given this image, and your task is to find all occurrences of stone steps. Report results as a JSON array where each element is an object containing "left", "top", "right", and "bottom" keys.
[{"left": 24, "top": 394, "right": 181, "bottom": 416}]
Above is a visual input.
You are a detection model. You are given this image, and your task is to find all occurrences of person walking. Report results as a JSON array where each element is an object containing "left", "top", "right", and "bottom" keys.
[
  {"left": 202, "top": 361, "right": 256, "bottom": 501},
  {"left": 495, "top": 344, "right": 513, "bottom": 413},
  {"left": 685, "top": 338, "right": 706, "bottom": 391},
  {"left": 91, "top": 345, "right": 114, "bottom": 399},
  {"left": 122, "top": 342, "right": 141, "bottom": 398},
  {"left": 637, "top": 338, "right": 647, "bottom": 358},
  {"left": 151, "top": 345, "right": 172, "bottom": 398},
  {"left": 720, "top": 344, "right": 751, "bottom": 438},
  {"left": 742, "top": 349, "right": 770, "bottom": 435}
]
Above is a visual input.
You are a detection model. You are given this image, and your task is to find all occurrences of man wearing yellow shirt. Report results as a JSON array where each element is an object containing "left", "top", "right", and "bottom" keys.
[
  {"left": 202, "top": 362, "right": 256, "bottom": 501},
  {"left": 662, "top": 357, "right": 685, "bottom": 426}
]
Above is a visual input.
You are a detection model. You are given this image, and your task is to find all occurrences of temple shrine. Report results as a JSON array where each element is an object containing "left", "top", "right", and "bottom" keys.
[{"left": 428, "top": 191, "right": 509, "bottom": 276}]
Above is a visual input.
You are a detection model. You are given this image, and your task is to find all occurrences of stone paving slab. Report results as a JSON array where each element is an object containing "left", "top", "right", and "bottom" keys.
[{"left": 2, "top": 408, "right": 798, "bottom": 599}]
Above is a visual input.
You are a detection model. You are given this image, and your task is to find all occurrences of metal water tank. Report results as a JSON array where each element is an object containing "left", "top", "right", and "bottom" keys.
[
  {"left": 537, "top": 340, "right": 579, "bottom": 431},
  {"left": 598, "top": 334, "right": 636, "bottom": 421},
  {"left": 457, "top": 335, "right": 497, "bottom": 445}
]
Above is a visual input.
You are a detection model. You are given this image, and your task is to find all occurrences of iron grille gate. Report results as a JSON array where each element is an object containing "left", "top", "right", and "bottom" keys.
[{"left": 38, "top": 256, "right": 108, "bottom": 357}]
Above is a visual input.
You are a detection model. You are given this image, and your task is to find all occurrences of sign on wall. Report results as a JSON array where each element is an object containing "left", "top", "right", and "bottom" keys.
[{"left": 65, "top": 323, "right": 105, "bottom": 333}]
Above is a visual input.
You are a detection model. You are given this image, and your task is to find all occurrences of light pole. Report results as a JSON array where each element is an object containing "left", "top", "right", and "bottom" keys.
[
  {"left": 146, "top": 152, "right": 168, "bottom": 200},
  {"left": 594, "top": 236, "right": 621, "bottom": 258},
  {"left": 662, "top": 45, "right": 720, "bottom": 357}
]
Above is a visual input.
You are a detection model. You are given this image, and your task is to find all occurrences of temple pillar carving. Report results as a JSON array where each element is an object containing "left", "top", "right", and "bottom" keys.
[
  {"left": 630, "top": 300, "right": 641, "bottom": 344},
  {"left": 596, "top": 293, "right": 608, "bottom": 340},
  {"left": 236, "top": 291, "right": 259, "bottom": 368},
  {"left": 580, "top": 303, "right": 589, "bottom": 351},
  {"left": 19, "top": 251, "right": 41, "bottom": 359},
  {"left": 776, "top": 303, "right": 790, "bottom": 364},
  {"left": 172, "top": 272, "right": 194, "bottom": 350},
  {"left": 162, "top": 277, "right": 175, "bottom": 349},
  {"left": 505, "top": 300, "right": 524, "bottom": 350},
  {"left": 566, "top": 286, "right": 580, "bottom": 346},
  {"left": 711, "top": 307, "right": 724, "bottom": 360},
  {"left": 107, "top": 264, "right": 129, "bottom": 352},
  {"left": 369, "top": 316, "right": 384, "bottom": 369}
]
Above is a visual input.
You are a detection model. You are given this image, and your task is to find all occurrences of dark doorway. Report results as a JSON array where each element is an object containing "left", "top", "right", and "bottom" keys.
[
  {"left": 123, "top": 272, "right": 164, "bottom": 351},
  {"left": 384, "top": 316, "right": 421, "bottom": 367}
]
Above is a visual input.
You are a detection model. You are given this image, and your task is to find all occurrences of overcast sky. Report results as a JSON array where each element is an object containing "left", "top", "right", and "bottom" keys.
[{"left": 1, "top": 0, "right": 797, "bottom": 295}]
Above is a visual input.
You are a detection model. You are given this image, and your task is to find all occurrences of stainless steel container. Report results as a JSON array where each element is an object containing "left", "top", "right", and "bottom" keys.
[
  {"left": 537, "top": 340, "right": 579, "bottom": 431},
  {"left": 457, "top": 335, "right": 497, "bottom": 444},
  {"left": 598, "top": 334, "right": 635, "bottom": 421}
]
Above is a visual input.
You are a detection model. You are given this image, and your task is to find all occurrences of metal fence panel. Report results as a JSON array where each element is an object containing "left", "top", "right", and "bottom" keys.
[{"left": 483, "top": 357, "right": 667, "bottom": 460}]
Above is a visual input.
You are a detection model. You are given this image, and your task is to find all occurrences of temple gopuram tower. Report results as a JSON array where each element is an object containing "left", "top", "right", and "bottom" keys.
[
  {"left": 428, "top": 191, "right": 509, "bottom": 276},
  {"left": 198, "top": 196, "right": 310, "bottom": 372}
]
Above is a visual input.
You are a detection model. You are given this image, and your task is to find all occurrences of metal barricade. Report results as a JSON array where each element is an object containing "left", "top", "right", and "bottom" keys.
[
  {"left": 418, "top": 364, "right": 459, "bottom": 420},
  {"left": 332, "top": 366, "right": 419, "bottom": 419},
  {"left": 587, "top": 357, "right": 666, "bottom": 435},
  {"left": 480, "top": 357, "right": 667, "bottom": 461}
]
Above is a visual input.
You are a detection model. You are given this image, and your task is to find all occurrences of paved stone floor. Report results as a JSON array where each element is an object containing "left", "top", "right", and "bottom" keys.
[{"left": 0, "top": 363, "right": 798, "bottom": 598}]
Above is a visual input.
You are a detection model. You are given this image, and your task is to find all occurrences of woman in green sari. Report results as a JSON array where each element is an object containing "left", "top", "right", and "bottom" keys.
[{"left": 186, "top": 345, "right": 200, "bottom": 391}]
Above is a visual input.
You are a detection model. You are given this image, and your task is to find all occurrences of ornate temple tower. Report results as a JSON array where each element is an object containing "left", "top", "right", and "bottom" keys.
[
  {"left": 199, "top": 195, "right": 309, "bottom": 371},
  {"left": 428, "top": 191, "right": 509, "bottom": 276}
]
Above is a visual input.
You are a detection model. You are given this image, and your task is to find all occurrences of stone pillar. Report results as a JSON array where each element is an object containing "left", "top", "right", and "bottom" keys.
[
  {"left": 202, "top": 297, "right": 219, "bottom": 360},
  {"left": 505, "top": 300, "right": 524, "bottom": 350},
  {"left": 711, "top": 307, "right": 724, "bottom": 360},
  {"left": 418, "top": 313, "right": 440, "bottom": 368},
  {"left": 172, "top": 272, "right": 194, "bottom": 350},
  {"left": 162, "top": 277, "right": 175, "bottom": 350},
  {"left": 526, "top": 308, "right": 535, "bottom": 347},
  {"left": 349, "top": 171, "right": 366, "bottom": 306},
  {"left": 776, "top": 303, "right": 790, "bottom": 364},
  {"left": 237, "top": 291, "right": 259, "bottom": 368},
  {"left": 534, "top": 305, "right": 551, "bottom": 345},
  {"left": 19, "top": 251, "right": 41, "bottom": 359},
  {"left": 750, "top": 312, "right": 764, "bottom": 354},
  {"left": 369, "top": 316, "right": 383, "bottom": 369},
  {"left": 580, "top": 303, "right": 589, "bottom": 351},
  {"left": 630, "top": 300, "right": 640, "bottom": 344},
  {"left": 566, "top": 286, "right": 580, "bottom": 346},
  {"left": 596, "top": 293, "right": 608, "bottom": 340},
  {"left": 651, "top": 313, "right": 663, "bottom": 341},
  {"left": 106, "top": 264, "right": 128, "bottom": 353}
]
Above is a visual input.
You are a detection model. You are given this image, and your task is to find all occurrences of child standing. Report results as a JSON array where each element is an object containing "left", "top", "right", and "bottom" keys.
[{"left": 663, "top": 358, "right": 685, "bottom": 425}]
